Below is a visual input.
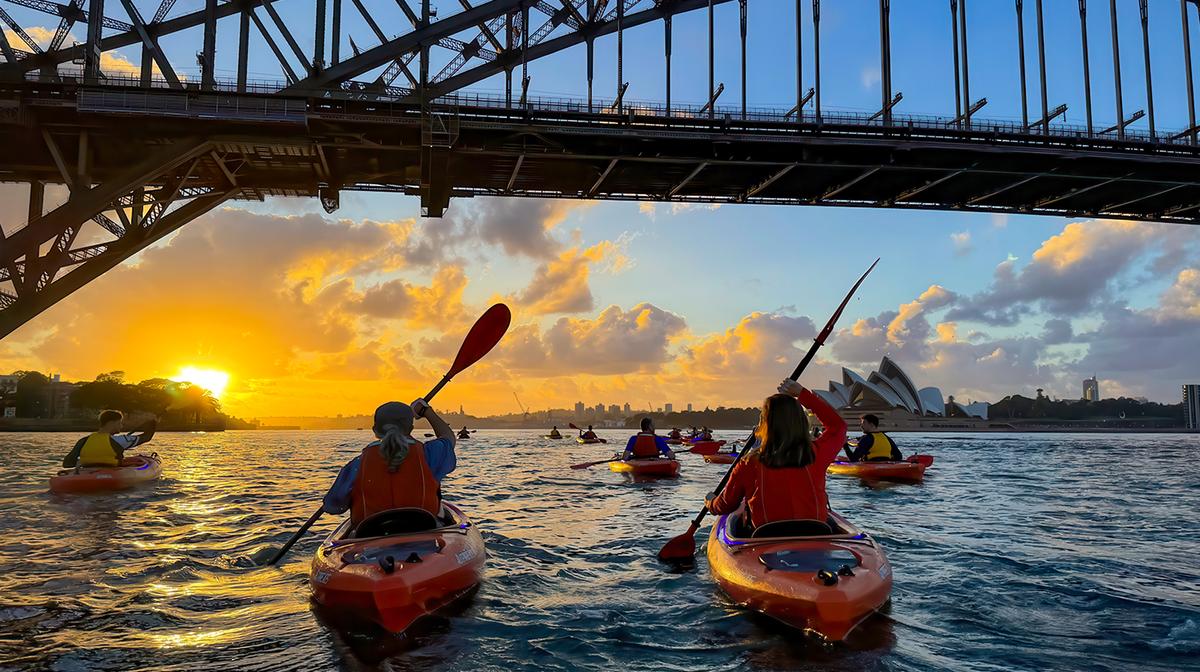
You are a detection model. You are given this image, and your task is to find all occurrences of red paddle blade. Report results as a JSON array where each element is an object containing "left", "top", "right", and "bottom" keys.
[
  {"left": 908, "top": 454, "right": 935, "bottom": 467},
  {"left": 568, "top": 422, "right": 580, "bottom": 430},
  {"left": 657, "top": 523, "right": 698, "bottom": 562},
  {"left": 816, "top": 257, "right": 879, "bottom": 346},
  {"left": 448, "top": 303, "right": 512, "bottom": 377}
]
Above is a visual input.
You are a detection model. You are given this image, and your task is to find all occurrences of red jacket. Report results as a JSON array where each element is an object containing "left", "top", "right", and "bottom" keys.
[
  {"left": 709, "top": 389, "right": 847, "bottom": 528},
  {"left": 350, "top": 440, "right": 440, "bottom": 527}
]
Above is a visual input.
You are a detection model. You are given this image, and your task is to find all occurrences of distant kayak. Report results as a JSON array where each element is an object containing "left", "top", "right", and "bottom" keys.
[
  {"left": 577, "top": 437, "right": 608, "bottom": 445},
  {"left": 608, "top": 458, "right": 679, "bottom": 477},
  {"left": 688, "top": 440, "right": 726, "bottom": 455},
  {"left": 544, "top": 435, "right": 564, "bottom": 440},
  {"left": 49, "top": 454, "right": 162, "bottom": 494},
  {"left": 309, "top": 502, "right": 485, "bottom": 633},
  {"left": 666, "top": 438, "right": 685, "bottom": 445},
  {"left": 708, "top": 510, "right": 892, "bottom": 641},
  {"left": 828, "top": 460, "right": 926, "bottom": 482},
  {"left": 703, "top": 453, "right": 739, "bottom": 464}
]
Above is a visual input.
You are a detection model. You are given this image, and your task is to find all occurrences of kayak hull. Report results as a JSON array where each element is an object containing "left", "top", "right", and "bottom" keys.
[
  {"left": 309, "top": 502, "right": 486, "bottom": 633},
  {"left": 608, "top": 458, "right": 680, "bottom": 477},
  {"left": 707, "top": 511, "right": 892, "bottom": 641},
  {"left": 577, "top": 437, "right": 608, "bottom": 445},
  {"left": 49, "top": 454, "right": 162, "bottom": 494},
  {"left": 703, "top": 453, "right": 738, "bottom": 464},
  {"left": 688, "top": 440, "right": 726, "bottom": 455},
  {"left": 828, "top": 461, "right": 926, "bottom": 482}
]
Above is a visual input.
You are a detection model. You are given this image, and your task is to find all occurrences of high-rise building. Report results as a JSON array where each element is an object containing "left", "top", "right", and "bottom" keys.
[
  {"left": 608, "top": 404, "right": 620, "bottom": 415},
  {"left": 664, "top": 403, "right": 673, "bottom": 413},
  {"left": 623, "top": 403, "right": 631, "bottom": 414},
  {"left": 1185, "top": 385, "right": 1200, "bottom": 430},
  {"left": 575, "top": 401, "right": 585, "bottom": 415},
  {"left": 687, "top": 403, "right": 693, "bottom": 412},
  {"left": 1082, "top": 376, "right": 1100, "bottom": 402}
]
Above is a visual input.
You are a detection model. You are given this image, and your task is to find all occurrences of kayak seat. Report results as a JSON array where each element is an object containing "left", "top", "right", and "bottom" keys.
[
  {"left": 353, "top": 508, "right": 441, "bottom": 538},
  {"left": 751, "top": 519, "right": 833, "bottom": 538}
]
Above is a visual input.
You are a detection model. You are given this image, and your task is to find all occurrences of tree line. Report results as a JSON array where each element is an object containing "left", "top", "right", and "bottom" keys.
[{"left": 9, "top": 371, "right": 227, "bottom": 425}]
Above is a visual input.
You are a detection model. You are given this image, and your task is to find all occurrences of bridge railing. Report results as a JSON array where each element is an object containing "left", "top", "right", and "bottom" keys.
[{"left": 20, "top": 69, "right": 1196, "bottom": 149}]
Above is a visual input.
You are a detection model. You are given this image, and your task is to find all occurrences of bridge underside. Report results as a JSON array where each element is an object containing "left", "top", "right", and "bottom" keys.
[{"left": 1, "top": 82, "right": 1200, "bottom": 338}]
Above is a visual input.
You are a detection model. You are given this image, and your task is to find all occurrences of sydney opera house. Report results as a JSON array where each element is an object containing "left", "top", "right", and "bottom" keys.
[{"left": 814, "top": 357, "right": 989, "bottom": 425}]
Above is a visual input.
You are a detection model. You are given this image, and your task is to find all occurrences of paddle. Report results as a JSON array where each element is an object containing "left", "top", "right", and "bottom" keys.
[
  {"left": 263, "top": 303, "right": 512, "bottom": 566},
  {"left": 570, "top": 455, "right": 621, "bottom": 470},
  {"left": 657, "top": 259, "right": 879, "bottom": 564}
]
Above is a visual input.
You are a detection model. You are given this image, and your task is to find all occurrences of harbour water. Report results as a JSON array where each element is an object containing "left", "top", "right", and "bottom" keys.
[{"left": 1, "top": 430, "right": 1198, "bottom": 671}]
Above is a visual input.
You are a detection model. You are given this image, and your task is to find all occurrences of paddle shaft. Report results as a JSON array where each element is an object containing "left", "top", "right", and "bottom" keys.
[
  {"left": 684, "top": 259, "right": 880, "bottom": 536},
  {"left": 265, "top": 507, "right": 323, "bottom": 565}
]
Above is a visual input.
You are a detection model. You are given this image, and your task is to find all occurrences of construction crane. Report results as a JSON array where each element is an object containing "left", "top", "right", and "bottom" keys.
[{"left": 513, "top": 392, "right": 529, "bottom": 420}]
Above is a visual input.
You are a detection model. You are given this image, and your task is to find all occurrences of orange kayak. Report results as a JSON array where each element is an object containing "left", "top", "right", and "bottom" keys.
[
  {"left": 49, "top": 454, "right": 162, "bottom": 494},
  {"left": 688, "top": 440, "right": 726, "bottom": 455},
  {"left": 703, "top": 452, "right": 738, "bottom": 464},
  {"left": 828, "top": 460, "right": 926, "bottom": 482},
  {"left": 707, "top": 510, "right": 893, "bottom": 641},
  {"left": 608, "top": 458, "right": 680, "bottom": 477},
  {"left": 309, "top": 502, "right": 486, "bottom": 633}
]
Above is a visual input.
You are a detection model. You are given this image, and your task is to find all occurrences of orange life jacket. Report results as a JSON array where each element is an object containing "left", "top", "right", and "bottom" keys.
[
  {"left": 630, "top": 433, "right": 661, "bottom": 458},
  {"left": 350, "top": 440, "right": 440, "bottom": 528}
]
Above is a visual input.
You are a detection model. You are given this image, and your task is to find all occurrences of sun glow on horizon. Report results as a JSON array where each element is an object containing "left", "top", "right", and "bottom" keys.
[{"left": 174, "top": 366, "right": 231, "bottom": 398}]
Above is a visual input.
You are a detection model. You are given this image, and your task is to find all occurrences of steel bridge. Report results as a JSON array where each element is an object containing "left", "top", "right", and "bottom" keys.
[{"left": 0, "top": 0, "right": 1199, "bottom": 338}]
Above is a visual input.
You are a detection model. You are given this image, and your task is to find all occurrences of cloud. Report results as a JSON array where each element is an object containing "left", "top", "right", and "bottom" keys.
[
  {"left": 680, "top": 311, "right": 817, "bottom": 384},
  {"left": 351, "top": 265, "right": 469, "bottom": 325},
  {"left": 950, "top": 231, "right": 972, "bottom": 256},
  {"left": 16, "top": 208, "right": 422, "bottom": 382},
  {"left": 860, "top": 66, "right": 881, "bottom": 89},
  {"left": 947, "top": 220, "right": 1156, "bottom": 325},
  {"left": 444, "top": 198, "right": 586, "bottom": 260},
  {"left": 498, "top": 303, "right": 686, "bottom": 375},
  {"left": 516, "top": 241, "right": 628, "bottom": 315}
]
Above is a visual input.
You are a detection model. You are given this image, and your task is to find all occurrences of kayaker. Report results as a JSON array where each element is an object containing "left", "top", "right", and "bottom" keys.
[
  {"left": 844, "top": 414, "right": 902, "bottom": 462},
  {"left": 62, "top": 411, "right": 157, "bottom": 468},
  {"left": 698, "top": 427, "right": 714, "bottom": 441},
  {"left": 579, "top": 425, "right": 599, "bottom": 441},
  {"left": 705, "top": 380, "right": 847, "bottom": 533},
  {"left": 322, "top": 400, "right": 457, "bottom": 528},
  {"left": 549, "top": 426, "right": 563, "bottom": 439},
  {"left": 668, "top": 428, "right": 683, "bottom": 441},
  {"left": 621, "top": 418, "right": 676, "bottom": 460},
  {"left": 457, "top": 426, "right": 471, "bottom": 439}
]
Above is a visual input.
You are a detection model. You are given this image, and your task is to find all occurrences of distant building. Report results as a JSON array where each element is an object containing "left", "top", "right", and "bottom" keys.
[
  {"left": 623, "top": 403, "right": 631, "bottom": 414},
  {"left": 574, "top": 401, "right": 585, "bottom": 415},
  {"left": 664, "top": 403, "right": 673, "bottom": 413},
  {"left": 1185, "top": 385, "right": 1200, "bottom": 430},
  {"left": 0, "top": 374, "right": 18, "bottom": 395},
  {"left": 608, "top": 404, "right": 620, "bottom": 415},
  {"left": 687, "top": 403, "right": 693, "bottom": 412},
  {"left": 1083, "top": 376, "right": 1100, "bottom": 402}
]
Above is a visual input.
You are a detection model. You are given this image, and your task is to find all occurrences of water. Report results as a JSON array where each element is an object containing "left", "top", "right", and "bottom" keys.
[{"left": 1, "top": 430, "right": 1198, "bottom": 671}]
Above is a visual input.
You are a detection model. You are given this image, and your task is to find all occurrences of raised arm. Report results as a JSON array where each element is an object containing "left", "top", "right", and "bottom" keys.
[
  {"left": 413, "top": 399, "right": 455, "bottom": 447},
  {"left": 778, "top": 380, "right": 847, "bottom": 465}
]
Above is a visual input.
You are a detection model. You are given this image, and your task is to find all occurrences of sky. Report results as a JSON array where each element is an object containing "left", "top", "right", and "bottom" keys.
[{"left": 1, "top": 1, "right": 1199, "bottom": 417}]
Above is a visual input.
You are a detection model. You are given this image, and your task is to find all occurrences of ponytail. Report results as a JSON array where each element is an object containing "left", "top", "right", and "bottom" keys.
[{"left": 378, "top": 423, "right": 417, "bottom": 472}]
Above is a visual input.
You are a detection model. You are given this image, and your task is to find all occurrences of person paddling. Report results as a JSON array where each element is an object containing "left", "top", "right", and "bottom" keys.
[
  {"left": 705, "top": 380, "right": 847, "bottom": 534},
  {"left": 844, "top": 414, "right": 902, "bottom": 462},
  {"left": 62, "top": 410, "right": 157, "bottom": 468},
  {"left": 621, "top": 417, "right": 676, "bottom": 461},
  {"left": 579, "top": 425, "right": 599, "bottom": 441},
  {"left": 322, "top": 400, "right": 457, "bottom": 528},
  {"left": 668, "top": 427, "right": 683, "bottom": 441},
  {"left": 457, "top": 426, "right": 471, "bottom": 439},
  {"left": 548, "top": 425, "right": 562, "bottom": 439}
]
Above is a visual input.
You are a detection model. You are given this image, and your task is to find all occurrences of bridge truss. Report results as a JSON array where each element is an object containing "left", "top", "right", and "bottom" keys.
[{"left": 0, "top": 0, "right": 1199, "bottom": 337}]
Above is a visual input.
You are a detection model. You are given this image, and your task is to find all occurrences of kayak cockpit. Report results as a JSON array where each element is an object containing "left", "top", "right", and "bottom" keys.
[
  {"left": 326, "top": 504, "right": 473, "bottom": 548},
  {"left": 716, "top": 510, "right": 874, "bottom": 552}
]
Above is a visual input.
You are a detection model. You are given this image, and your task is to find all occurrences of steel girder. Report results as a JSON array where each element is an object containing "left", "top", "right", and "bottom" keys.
[{"left": 0, "top": 137, "right": 239, "bottom": 338}]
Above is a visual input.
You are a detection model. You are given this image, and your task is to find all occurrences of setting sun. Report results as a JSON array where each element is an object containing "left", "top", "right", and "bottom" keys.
[{"left": 174, "top": 366, "right": 231, "bottom": 398}]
